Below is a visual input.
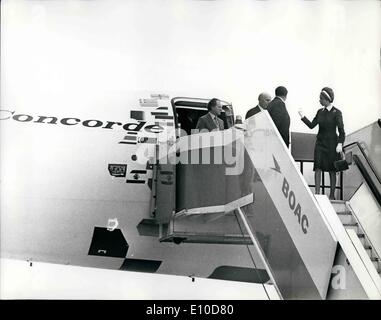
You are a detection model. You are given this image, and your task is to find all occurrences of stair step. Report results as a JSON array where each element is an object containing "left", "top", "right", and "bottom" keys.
[
  {"left": 372, "top": 260, "right": 380, "bottom": 272},
  {"left": 337, "top": 211, "right": 352, "bottom": 215},
  {"left": 371, "top": 257, "right": 380, "bottom": 272},
  {"left": 344, "top": 222, "right": 358, "bottom": 227},
  {"left": 365, "top": 247, "right": 373, "bottom": 257},
  {"left": 344, "top": 223, "right": 359, "bottom": 232},
  {"left": 336, "top": 210, "right": 352, "bottom": 215},
  {"left": 337, "top": 212, "right": 354, "bottom": 224},
  {"left": 330, "top": 201, "right": 347, "bottom": 212},
  {"left": 331, "top": 201, "right": 354, "bottom": 224},
  {"left": 363, "top": 244, "right": 372, "bottom": 255},
  {"left": 356, "top": 233, "right": 368, "bottom": 246}
]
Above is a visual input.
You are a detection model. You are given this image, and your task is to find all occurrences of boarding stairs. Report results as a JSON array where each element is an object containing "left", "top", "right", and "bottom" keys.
[{"left": 331, "top": 200, "right": 381, "bottom": 276}]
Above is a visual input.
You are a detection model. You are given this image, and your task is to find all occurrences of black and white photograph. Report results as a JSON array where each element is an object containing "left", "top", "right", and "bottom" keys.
[{"left": 0, "top": 0, "right": 380, "bottom": 305}]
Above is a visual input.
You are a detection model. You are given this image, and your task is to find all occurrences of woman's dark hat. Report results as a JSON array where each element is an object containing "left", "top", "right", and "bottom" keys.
[{"left": 321, "top": 87, "right": 334, "bottom": 103}]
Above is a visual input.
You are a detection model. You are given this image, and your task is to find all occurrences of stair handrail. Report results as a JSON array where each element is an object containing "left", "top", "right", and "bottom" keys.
[{"left": 343, "top": 142, "right": 381, "bottom": 185}]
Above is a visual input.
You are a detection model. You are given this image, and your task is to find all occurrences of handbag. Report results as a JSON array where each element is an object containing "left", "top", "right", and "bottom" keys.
[{"left": 334, "top": 152, "right": 349, "bottom": 172}]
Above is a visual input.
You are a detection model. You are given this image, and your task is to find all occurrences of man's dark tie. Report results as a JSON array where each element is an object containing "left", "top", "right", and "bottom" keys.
[{"left": 213, "top": 116, "right": 220, "bottom": 130}]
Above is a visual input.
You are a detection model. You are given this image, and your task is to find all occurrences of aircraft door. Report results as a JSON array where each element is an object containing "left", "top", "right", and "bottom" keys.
[{"left": 152, "top": 140, "right": 176, "bottom": 224}]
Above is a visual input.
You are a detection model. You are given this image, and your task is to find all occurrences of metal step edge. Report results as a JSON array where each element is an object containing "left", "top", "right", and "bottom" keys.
[
  {"left": 343, "top": 222, "right": 358, "bottom": 226},
  {"left": 330, "top": 200, "right": 346, "bottom": 204},
  {"left": 336, "top": 212, "right": 352, "bottom": 216}
]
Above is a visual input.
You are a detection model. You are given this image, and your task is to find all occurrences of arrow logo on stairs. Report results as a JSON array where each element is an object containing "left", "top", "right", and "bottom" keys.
[{"left": 271, "top": 155, "right": 282, "bottom": 174}]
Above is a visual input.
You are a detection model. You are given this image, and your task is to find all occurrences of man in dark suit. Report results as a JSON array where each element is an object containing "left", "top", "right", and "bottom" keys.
[
  {"left": 267, "top": 86, "right": 290, "bottom": 148},
  {"left": 196, "top": 98, "right": 225, "bottom": 132},
  {"left": 245, "top": 92, "right": 272, "bottom": 119}
]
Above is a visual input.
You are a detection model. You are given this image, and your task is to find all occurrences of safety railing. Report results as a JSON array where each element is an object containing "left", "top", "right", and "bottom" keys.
[{"left": 295, "top": 159, "right": 344, "bottom": 200}]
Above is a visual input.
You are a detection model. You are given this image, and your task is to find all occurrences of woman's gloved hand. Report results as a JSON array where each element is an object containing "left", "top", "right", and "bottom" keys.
[{"left": 336, "top": 143, "right": 343, "bottom": 153}]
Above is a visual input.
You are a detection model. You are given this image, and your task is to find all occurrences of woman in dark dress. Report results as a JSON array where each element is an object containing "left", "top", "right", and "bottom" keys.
[{"left": 298, "top": 87, "right": 345, "bottom": 200}]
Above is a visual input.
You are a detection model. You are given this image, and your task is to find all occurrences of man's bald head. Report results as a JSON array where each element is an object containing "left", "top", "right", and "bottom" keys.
[{"left": 258, "top": 92, "right": 272, "bottom": 109}]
